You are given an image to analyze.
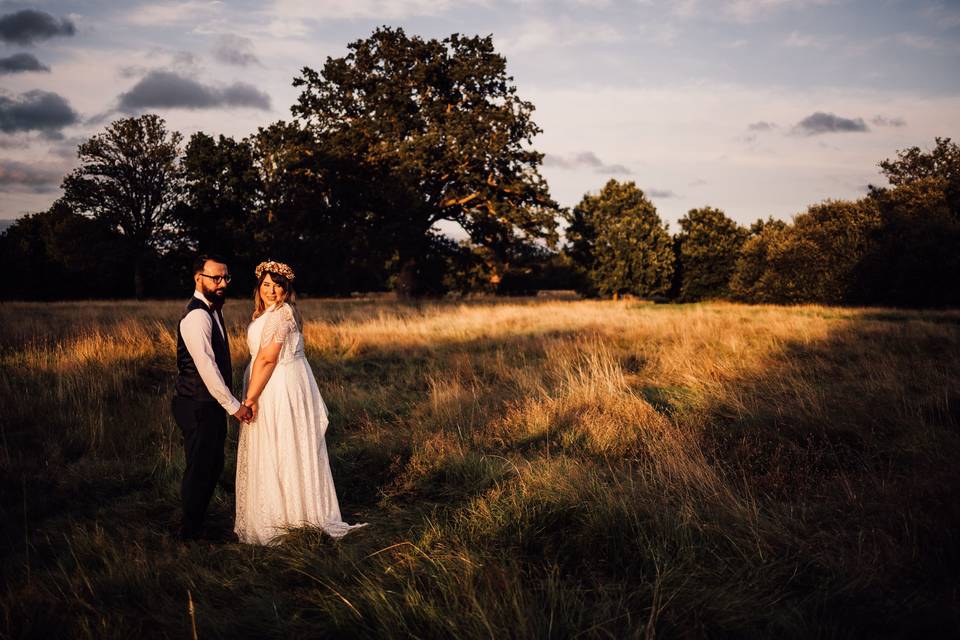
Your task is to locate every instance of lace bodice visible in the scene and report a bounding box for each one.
[247,303,304,364]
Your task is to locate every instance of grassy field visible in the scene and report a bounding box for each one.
[1,298,958,638]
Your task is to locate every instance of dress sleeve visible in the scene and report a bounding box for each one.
[259,304,297,350]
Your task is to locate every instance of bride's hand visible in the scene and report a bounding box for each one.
[243,399,258,423]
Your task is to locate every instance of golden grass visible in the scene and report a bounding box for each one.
[1,298,958,638]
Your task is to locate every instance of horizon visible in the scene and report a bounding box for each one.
[1,0,959,234]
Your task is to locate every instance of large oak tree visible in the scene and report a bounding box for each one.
[291,27,559,295]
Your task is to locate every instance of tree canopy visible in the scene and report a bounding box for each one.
[60,114,183,298]
[291,27,559,295]
[566,179,674,298]
[674,207,746,301]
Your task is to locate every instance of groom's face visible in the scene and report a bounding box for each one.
[195,259,230,302]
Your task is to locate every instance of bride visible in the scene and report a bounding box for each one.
[235,260,365,545]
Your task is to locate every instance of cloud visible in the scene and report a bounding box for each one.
[724,0,833,23]
[48,135,87,160]
[0,135,28,149]
[747,121,777,131]
[647,188,677,198]
[0,9,75,45]
[672,0,834,23]
[270,0,457,21]
[497,17,623,54]
[213,34,260,67]
[117,70,271,112]
[783,31,827,49]
[791,111,868,136]
[0,159,63,193]
[119,50,199,80]
[0,52,49,74]
[871,115,906,128]
[124,1,225,26]
[0,90,79,134]
[895,32,959,54]
[543,151,631,175]
[920,3,960,30]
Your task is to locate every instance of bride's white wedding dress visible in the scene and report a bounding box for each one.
[235,302,365,545]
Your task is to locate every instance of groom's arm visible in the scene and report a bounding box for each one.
[180,309,242,415]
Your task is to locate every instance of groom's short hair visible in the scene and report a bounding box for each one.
[193,253,227,274]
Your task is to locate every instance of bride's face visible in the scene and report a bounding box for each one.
[259,274,284,305]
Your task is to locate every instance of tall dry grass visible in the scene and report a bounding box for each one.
[1,298,958,638]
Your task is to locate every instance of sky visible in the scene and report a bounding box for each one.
[1,0,959,236]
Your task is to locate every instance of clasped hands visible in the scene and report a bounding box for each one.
[232,399,259,424]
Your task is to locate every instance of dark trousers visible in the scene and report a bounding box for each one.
[171,396,227,535]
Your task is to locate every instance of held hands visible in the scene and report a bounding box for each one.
[233,403,254,424]
[242,398,258,423]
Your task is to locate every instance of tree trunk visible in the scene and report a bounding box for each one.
[133,257,145,300]
[394,257,419,299]
[392,231,430,299]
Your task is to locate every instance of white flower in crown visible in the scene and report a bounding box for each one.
[255,260,296,282]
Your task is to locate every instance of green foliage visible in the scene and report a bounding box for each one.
[674,207,747,301]
[566,179,674,298]
[60,114,183,298]
[853,138,960,307]
[730,139,960,307]
[441,241,576,296]
[876,136,960,216]
[291,27,560,295]
[729,218,788,302]
[730,200,881,304]
[855,177,960,307]
[0,201,129,299]
[177,132,260,254]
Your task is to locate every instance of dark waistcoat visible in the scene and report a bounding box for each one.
[175,297,232,403]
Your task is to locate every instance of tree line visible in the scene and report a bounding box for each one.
[568,137,959,308]
[1,27,957,307]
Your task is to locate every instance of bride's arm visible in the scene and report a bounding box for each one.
[244,340,282,408]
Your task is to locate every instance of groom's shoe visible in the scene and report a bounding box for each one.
[177,523,201,543]
[198,525,238,543]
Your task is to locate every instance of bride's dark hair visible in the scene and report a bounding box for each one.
[252,271,302,328]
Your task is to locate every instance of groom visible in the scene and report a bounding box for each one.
[171,254,252,541]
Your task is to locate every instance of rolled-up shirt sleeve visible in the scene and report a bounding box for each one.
[180,309,242,415]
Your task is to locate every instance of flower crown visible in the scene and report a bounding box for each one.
[255,260,296,282]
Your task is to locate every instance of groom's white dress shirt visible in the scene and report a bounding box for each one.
[180,290,242,415]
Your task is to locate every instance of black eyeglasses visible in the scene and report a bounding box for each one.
[200,273,232,284]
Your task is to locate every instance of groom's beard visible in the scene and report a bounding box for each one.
[202,283,227,308]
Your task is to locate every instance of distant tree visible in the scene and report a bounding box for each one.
[249,120,391,295]
[566,179,674,299]
[857,177,960,307]
[442,239,571,296]
[851,138,960,307]
[778,199,882,303]
[875,136,959,216]
[177,132,261,259]
[60,114,183,298]
[729,218,788,302]
[674,206,747,301]
[730,200,881,304]
[291,27,559,296]
[0,201,128,300]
